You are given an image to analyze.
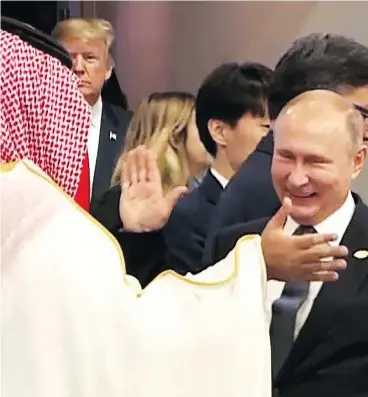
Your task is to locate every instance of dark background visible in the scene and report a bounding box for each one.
[1,1,64,34]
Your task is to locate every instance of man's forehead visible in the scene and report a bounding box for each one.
[62,36,107,51]
[274,90,354,130]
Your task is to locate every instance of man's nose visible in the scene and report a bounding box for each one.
[72,55,85,74]
[288,164,309,187]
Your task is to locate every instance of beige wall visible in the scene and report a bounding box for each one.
[82,0,368,202]
[87,1,368,107]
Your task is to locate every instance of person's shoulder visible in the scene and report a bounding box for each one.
[168,188,202,222]
[217,217,270,241]
[224,132,274,190]
[255,131,274,154]
[103,102,132,124]
[349,193,368,231]
[210,217,270,264]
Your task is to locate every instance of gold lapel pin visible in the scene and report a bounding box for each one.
[353,250,368,259]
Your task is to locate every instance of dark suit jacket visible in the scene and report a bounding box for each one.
[90,102,131,213]
[92,185,169,288]
[202,132,280,265]
[163,171,223,274]
[212,195,368,397]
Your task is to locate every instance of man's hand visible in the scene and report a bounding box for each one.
[261,197,348,282]
[119,146,188,232]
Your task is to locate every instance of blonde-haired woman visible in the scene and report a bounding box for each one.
[93,91,212,287]
[111,91,212,191]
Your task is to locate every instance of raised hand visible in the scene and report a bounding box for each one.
[119,146,188,232]
[261,197,348,282]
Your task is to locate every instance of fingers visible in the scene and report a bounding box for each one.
[122,146,153,189]
[122,151,133,191]
[136,146,148,183]
[307,258,347,273]
[290,258,346,282]
[295,233,339,249]
[146,147,161,186]
[121,155,129,190]
[309,271,339,282]
[298,243,348,263]
[268,197,292,228]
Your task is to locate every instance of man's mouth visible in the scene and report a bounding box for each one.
[289,192,317,199]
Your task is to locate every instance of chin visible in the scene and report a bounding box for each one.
[79,87,91,96]
[290,207,318,225]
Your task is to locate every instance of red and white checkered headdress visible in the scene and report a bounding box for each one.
[0,29,91,198]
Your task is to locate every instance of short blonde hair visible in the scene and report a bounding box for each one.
[52,18,115,64]
[111,92,196,193]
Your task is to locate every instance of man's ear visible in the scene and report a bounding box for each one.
[104,54,114,81]
[352,145,367,179]
[104,64,113,82]
[207,119,227,147]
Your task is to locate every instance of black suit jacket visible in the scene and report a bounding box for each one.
[163,171,223,273]
[213,195,368,397]
[90,102,131,213]
[202,132,280,265]
[92,185,168,288]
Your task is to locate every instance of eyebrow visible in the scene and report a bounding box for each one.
[354,104,368,119]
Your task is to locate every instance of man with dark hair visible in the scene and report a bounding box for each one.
[203,33,368,265]
[164,62,272,272]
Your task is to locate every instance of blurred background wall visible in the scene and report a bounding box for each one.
[80,1,368,108]
[3,0,368,200]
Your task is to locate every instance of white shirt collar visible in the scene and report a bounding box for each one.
[210,167,228,189]
[284,192,355,245]
[91,96,103,128]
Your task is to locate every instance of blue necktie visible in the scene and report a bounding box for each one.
[270,225,317,379]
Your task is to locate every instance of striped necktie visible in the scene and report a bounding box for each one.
[270,224,317,379]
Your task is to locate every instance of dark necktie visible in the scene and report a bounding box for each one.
[270,224,317,379]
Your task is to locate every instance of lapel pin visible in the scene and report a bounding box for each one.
[353,250,368,259]
[109,131,117,141]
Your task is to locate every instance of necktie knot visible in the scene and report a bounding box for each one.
[294,224,317,236]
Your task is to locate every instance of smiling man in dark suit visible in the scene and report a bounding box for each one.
[163,63,272,273]
[203,33,368,266]
[212,90,368,397]
[52,18,131,212]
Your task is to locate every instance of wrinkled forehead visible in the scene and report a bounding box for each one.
[275,103,344,134]
[273,108,355,157]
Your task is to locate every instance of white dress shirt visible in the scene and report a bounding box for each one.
[87,96,103,195]
[210,167,229,189]
[267,192,355,338]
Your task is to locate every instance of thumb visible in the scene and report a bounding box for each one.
[165,186,188,208]
[268,196,292,229]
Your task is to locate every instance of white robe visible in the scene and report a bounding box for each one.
[1,160,271,397]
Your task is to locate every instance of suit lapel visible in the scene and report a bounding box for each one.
[277,197,368,381]
[91,103,121,204]
[199,170,224,206]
